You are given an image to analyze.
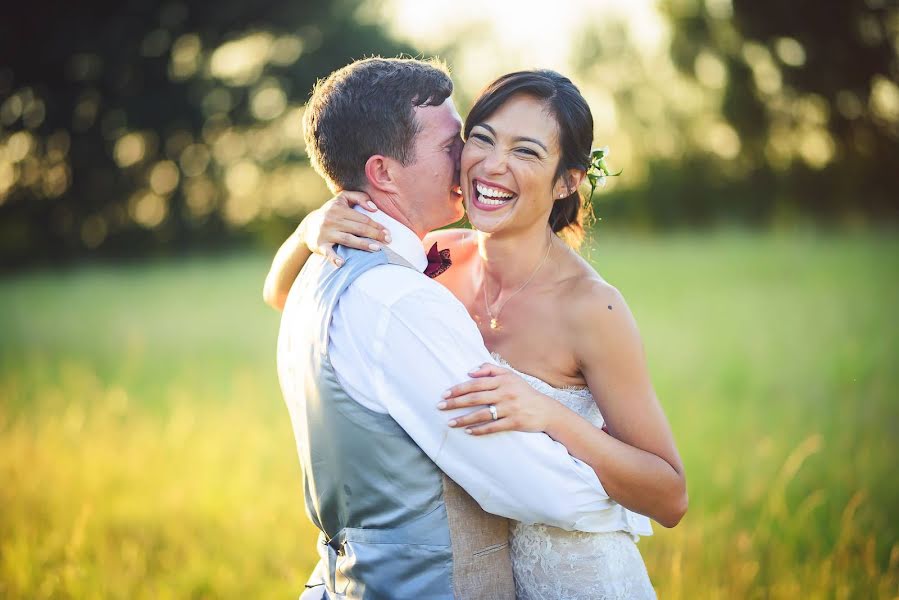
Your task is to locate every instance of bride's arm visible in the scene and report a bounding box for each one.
[565,284,687,527]
[439,285,688,528]
[262,191,390,311]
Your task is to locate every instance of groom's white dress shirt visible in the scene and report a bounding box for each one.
[328,209,616,531]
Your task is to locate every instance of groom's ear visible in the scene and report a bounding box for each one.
[364,154,400,194]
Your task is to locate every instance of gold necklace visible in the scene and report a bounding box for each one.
[482,234,554,330]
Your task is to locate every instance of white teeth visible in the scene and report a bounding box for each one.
[477,194,508,206]
[476,182,513,199]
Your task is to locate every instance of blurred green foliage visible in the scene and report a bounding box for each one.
[0,0,412,268]
[657,0,898,226]
[2,4,896,596]
[1,0,897,270]
[1,232,897,597]
[566,0,898,229]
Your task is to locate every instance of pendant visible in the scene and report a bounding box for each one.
[490,318,499,330]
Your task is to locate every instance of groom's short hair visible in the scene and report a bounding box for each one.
[303,57,453,192]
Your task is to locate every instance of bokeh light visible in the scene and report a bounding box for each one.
[1,1,897,598]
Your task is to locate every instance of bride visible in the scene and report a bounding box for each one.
[265,70,687,599]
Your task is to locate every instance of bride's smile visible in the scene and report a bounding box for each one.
[471,178,517,210]
[461,93,562,235]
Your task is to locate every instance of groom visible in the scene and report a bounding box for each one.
[277,57,612,599]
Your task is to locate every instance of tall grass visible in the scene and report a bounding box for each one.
[1,232,897,598]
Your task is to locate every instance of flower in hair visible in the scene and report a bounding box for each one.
[586,146,621,202]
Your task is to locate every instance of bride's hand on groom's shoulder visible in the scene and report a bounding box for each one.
[302,191,391,267]
[438,364,559,435]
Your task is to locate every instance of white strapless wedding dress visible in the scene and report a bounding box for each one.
[493,354,657,600]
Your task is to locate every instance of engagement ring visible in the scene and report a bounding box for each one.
[488,404,498,421]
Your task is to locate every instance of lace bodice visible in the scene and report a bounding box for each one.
[491,353,603,427]
[492,354,656,599]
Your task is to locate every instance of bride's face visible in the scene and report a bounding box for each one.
[460,93,566,235]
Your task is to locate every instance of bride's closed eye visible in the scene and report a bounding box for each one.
[470,132,493,144]
[514,147,539,158]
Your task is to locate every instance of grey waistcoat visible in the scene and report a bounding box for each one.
[277,246,515,600]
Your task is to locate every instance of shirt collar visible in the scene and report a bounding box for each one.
[357,206,428,272]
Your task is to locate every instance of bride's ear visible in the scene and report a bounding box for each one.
[364,155,400,194]
[553,169,587,198]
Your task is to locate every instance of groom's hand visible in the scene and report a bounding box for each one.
[303,191,391,267]
[438,364,561,435]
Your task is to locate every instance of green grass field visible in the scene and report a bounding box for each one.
[1,231,897,599]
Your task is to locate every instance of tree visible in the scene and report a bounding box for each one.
[660,0,898,225]
[0,0,413,268]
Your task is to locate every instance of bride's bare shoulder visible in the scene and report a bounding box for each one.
[423,228,478,259]
[558,253,633,333]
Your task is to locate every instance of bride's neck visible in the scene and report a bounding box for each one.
[477,224,555,290]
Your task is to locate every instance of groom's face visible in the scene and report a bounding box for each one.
[393,98,465,234]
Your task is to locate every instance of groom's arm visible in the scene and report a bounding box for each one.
[351,282,616,532]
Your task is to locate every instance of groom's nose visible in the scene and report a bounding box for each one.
[452,137,463,165]
[451,140,463,181]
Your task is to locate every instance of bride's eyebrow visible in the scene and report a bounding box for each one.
[477,123,548,152]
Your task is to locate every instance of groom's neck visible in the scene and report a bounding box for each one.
[368,190,426,240]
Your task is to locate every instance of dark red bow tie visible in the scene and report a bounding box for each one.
[424,243,452,278]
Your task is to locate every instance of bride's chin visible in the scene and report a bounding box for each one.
[467,212,509,234]
[465,202,513,232]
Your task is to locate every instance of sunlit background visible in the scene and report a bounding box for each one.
[1,0,897,597]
